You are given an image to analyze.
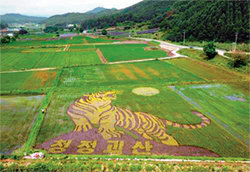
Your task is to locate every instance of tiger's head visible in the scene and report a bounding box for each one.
[83,91,117,107]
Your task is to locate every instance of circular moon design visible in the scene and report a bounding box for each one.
[132,87,160,96]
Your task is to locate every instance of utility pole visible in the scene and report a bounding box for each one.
[234,32,238,52]
[233,32,238,52]
[183,31,186,44]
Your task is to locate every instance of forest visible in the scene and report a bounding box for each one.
[81,0,249,43]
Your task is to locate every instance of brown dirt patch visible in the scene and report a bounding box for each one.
[131,64,150,79]
[64,45,70,51]
[147,67,160,76]
[24,71,57,89]
[83,38,88,44]
[111,65,138,80]
[96,49,108,64]
[160,48,174,57]
[35,71,57,86]
[144,47,160,51]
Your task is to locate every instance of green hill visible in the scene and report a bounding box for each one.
[43,7,118,26]
[81,0,249,42]
[161,0,249,42]
[81,0,174,29]
[0,13,47,24]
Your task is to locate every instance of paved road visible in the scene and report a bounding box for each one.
[133,37,229,58]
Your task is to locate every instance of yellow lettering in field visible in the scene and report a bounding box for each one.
[132,141,153,155]
[104,140,124,154]
[49,140,72,153]
[77,141,97,154]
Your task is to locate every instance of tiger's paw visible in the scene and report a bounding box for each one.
[161,136,179,146]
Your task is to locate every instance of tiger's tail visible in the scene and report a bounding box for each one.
[165,111,210,129]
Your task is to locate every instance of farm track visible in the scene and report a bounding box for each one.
[107,56,187,65]
[96,48,108,64]
[0,67,57,73]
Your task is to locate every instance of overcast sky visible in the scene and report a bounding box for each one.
[0,0,143,17]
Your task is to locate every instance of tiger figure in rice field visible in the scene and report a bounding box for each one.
[67,91,211,146]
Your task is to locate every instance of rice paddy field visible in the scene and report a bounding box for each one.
[0,95,45,154]
[0,34,249,161]
[97,44,167,62]
[0,70,57,92]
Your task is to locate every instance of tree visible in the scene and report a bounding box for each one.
[79,27,83,33]
[19,29,28,35]
[102,29,107,35]
[44,26,58,33]
[14,32,19,39]
[203,42,217,59]
[1,36,11,44]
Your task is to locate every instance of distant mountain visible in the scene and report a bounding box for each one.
[86,7,107,14]
[81,0,174,29]
[0,13,47,24]
[43,7,118,26]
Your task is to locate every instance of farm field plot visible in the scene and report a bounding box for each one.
[171,83,250,144]
[178,48,249,74]
[59,60,204,87]
[5,36,84,47]
[69,45,95,50]
[1,47,25,53]
[21,47,64,53]
[35,85,248,157]
[85,36,117,43]
[0,70,57,92]
[0,95,45,154]
[97,44,167,62]
[1,50,101,71]
[167,58,249,81]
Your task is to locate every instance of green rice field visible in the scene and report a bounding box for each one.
[1,51,101,71]
[97,44,167,62]
[85,36,117,43]
[0,70,57,92]
[0,34,249,159]
[0,95,45,154]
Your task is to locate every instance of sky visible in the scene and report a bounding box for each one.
[0,0,143,17]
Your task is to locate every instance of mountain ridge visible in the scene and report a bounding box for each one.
[0,13,47,24]
[42,7,118,26]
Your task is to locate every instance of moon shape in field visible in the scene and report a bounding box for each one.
[132,87,160,96]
